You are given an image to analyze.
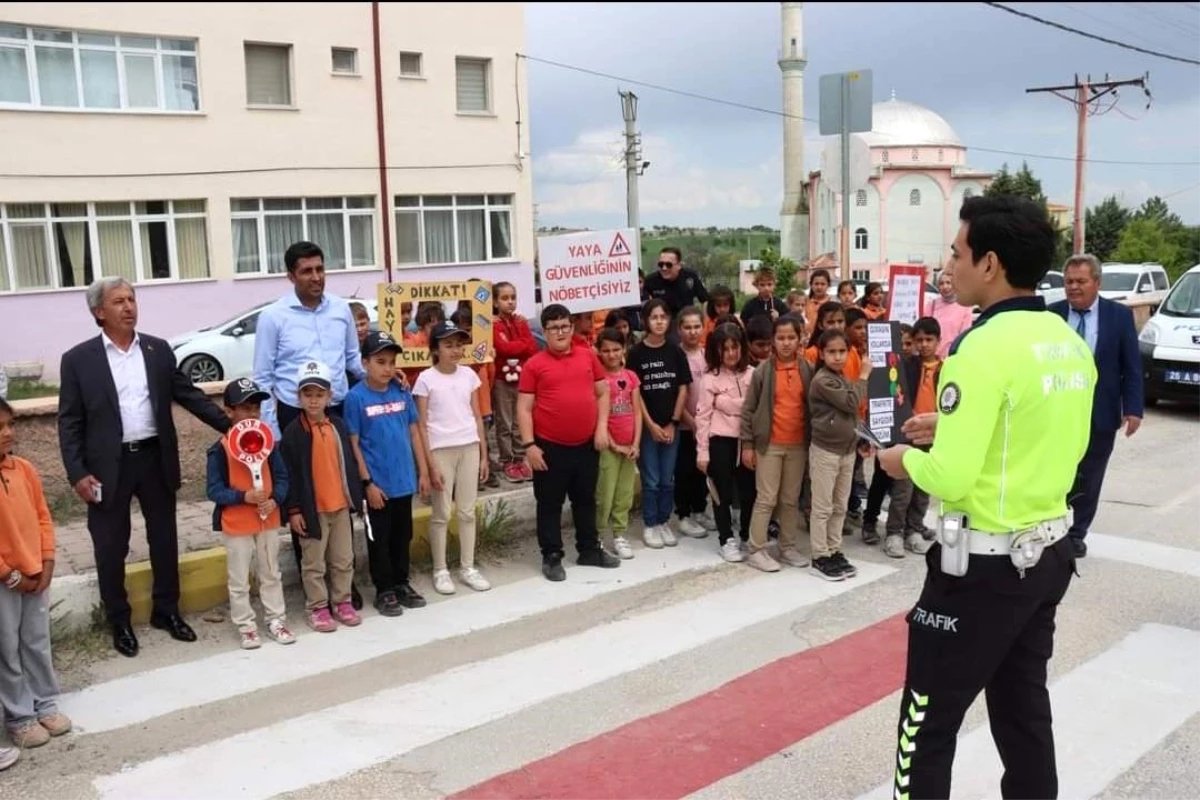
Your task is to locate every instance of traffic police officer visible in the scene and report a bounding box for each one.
[878,195,1096,800]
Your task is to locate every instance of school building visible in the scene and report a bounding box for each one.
[0,2,535,381]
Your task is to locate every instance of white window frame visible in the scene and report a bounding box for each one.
[854,227,869,250]
[229,196,377,277]
[399,51,423,79]
[330,47,358,75]
[851,269,871,282]
[243,41,293,107]
[455,56,492,114]
[0,199,209,292]
[393,194,515,267]
[0,23,200,112]
[855,189,867,207]
[909,189,922,206]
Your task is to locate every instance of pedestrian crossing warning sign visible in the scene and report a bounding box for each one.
[608,232,631,258]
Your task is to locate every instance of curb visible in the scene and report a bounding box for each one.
[50,486,541,632]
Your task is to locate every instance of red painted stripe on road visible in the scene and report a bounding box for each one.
[452,612,908,800]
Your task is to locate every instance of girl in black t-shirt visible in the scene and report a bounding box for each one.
[627,299,691,550]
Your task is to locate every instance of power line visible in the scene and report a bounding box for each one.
[519,53,1200,167]
[982,2,1200,65]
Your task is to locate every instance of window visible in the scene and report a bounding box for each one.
[394,194,513,266]
[455,57,490,113]
[911,149,919,162]
[909,189,922,206]
[1152,270,1169,291]
[937,148,944,162]
[230,196,375,275]
[0,24,198,111]
[0,200,208,292]
[881,150,889,164]
[399,51,422,78]
[821,229,826,250]
[851,269,871,282]
[855,189,867,207]
[330,47,357,75]
[244,43,291,105]
[854,227,869,250]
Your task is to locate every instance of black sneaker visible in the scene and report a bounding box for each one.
[831,551,857,578]
[396,583,427,609]
[542,554,567,581]
[812,556,846,582]
[861,520,880,545]
[577,548,621,569]
[767,519,781,540]
[373,591,404,617]
[350,583,365,611]
[845,509,863,525]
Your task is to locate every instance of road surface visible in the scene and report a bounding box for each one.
[2,404,1197,799]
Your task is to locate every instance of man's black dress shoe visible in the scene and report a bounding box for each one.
[112,624,139,658]
[150,612,198,643]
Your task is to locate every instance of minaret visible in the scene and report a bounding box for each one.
[779,2,808,266]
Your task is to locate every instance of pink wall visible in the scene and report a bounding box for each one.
[0,262,535,382]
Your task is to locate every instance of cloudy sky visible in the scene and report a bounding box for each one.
[524,2,1200,230]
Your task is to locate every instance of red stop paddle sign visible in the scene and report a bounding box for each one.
[229,419,275,490]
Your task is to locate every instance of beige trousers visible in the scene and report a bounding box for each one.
[430,444,481,570]
[809,445,856,559]
[748,443,808,552]
[225,530,287,631]
[299,510,354,610]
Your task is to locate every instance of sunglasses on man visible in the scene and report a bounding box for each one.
[657,261,677,270]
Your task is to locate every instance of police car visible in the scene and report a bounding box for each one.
[1138,264,1200,406]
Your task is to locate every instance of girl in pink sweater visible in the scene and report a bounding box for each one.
[926,271,974,359]
[695,322,756,563]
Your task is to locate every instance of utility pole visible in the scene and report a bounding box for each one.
[1026,73,1150,254]
[619,90,644,234]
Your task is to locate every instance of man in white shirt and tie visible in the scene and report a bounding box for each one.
[58,277,230,657]
[1048,254,1144,558]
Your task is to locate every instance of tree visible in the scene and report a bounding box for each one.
[1085,196,1131,261]
[1134,196,1183,230]
[757,246,799,297]
[984,161,1047,207]
[1111,218,1180,274]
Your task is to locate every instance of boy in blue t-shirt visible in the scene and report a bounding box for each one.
[344,332,430,617]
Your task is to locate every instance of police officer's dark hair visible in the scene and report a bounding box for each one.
[284,241,324,273]
[540,303,570,327]
[958,195,1056,289]
[659,246,682,262]
[595,327,626,349]
[913,316,942,339]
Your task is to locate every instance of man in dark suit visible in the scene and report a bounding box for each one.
[58,277,231,657]
[1049,254,1144,558]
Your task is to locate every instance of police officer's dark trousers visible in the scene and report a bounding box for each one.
[893,537,1074,800]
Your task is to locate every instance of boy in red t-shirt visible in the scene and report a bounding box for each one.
[518,304,621,582]
[492,282,539,482]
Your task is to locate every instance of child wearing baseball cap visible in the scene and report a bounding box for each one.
[280,361,365,633]
[206,378,295,649]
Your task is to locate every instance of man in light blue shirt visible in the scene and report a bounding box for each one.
[252,240,365,436]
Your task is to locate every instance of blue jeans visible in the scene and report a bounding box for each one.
[639,429,681,527]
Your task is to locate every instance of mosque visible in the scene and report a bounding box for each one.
[778,3,994,281]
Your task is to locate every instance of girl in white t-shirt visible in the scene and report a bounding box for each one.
[413,323,491,594]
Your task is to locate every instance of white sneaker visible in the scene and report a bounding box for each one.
[266,618,296,645]
[642,524,664,549]
[460,567,492,592]
[613,536,635,559]
[698,511,719,531]
[0,745,20,771]
[778,548,810,568]
[239,628,262,650]
[906,534,932,555]
[720,538,746,563]
[677,517,708,538]
[433,569,456,595]
[659,521,679,547]
[884,535,906,559]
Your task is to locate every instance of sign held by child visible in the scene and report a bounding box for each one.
[536,228,641,313]
[378,280,493,368]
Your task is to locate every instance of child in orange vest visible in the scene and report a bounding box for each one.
[206,379,295,650]
[0,397,71,752]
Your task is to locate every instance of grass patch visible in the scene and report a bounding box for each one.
[414,497,524,572]
[6,378,59,401]
[50,600,112,673]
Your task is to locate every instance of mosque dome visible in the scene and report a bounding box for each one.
[856,95,964,149]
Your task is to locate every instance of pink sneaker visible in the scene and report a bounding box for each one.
[307,607,337,633]
[503,463,525,483]
[333,601,361,627]
[519,462,535,482]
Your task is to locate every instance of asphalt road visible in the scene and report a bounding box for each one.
[2,403,1196,799]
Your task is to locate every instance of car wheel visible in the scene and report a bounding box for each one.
[181,354,224,384]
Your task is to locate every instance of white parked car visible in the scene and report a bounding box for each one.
[1099,263,1170,303]
[169,298,378,384]
[1036,270,1066,305]
[1138,264,1200,406]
